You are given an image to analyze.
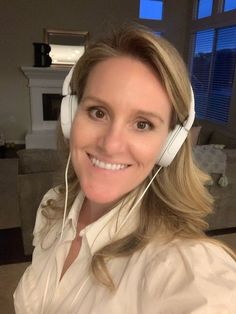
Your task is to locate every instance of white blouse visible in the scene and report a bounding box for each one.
[14,188,236,314]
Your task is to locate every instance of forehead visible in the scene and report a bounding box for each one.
[82,56,171,121]
[86,55,159,80]
[84,56,166,97]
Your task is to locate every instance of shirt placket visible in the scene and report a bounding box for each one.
[47,232,92,313]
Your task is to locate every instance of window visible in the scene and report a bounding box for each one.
[191,29,214,119]
[197,0,213,19]
[139,0,163,20]
[224,0,236,12]
[191,26,236,124]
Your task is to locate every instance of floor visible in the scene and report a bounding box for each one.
[0,262,30,314]
[0,228,31,314]
[0,228,31,265]
[0,154,31,313]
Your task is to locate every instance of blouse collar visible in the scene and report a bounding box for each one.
[63,189,140,254]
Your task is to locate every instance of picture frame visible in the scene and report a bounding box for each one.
[44,29,89,66]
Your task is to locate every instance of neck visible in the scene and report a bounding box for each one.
[79,198,115,226]
[79,187,142,228]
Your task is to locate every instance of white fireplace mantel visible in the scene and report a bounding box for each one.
[22,66,70,87]
[21,66,70,149]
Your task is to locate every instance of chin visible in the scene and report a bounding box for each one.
[81,182,126,207]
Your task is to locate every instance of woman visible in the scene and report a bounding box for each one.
[14,25,236,313]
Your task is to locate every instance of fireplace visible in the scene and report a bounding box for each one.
[21,66,70,149]
[42,93,62,121]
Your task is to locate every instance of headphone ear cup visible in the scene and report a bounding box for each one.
[60,95,78,139]
[157,124,188,167]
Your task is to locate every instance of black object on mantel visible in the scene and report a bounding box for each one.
[33,42,52,67]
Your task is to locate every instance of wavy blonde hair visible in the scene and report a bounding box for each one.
[42,24,235,289]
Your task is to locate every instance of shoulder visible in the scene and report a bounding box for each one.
[40,186,61,203]
[145,237,236,270]
[141,238,236,312]
[32,187,62,246]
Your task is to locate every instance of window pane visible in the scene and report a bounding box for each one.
[191,29,214,119]
[191,26,236,125]
[197,0,213,19]
[224,0,236,12]
[139,0,163,20]
[208,26,236,123]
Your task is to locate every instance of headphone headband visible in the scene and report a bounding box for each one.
[157,89,195,166]
[62,65,75,96]
[183,88,195,131]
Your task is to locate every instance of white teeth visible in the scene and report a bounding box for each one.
[90,156,128,171]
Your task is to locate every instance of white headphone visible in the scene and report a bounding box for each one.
[60,66,195,167]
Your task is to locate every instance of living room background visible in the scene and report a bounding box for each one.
[0,0,193,144]
[0,0,236,144]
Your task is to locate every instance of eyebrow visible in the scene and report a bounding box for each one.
[81,96,107,106]
[81,96,164,123]
[135,110,164,124]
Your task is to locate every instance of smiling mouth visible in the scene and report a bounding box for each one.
[88,154,130,171]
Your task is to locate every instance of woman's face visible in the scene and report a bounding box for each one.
[70,56,172,209]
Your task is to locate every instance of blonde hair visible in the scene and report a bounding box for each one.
[41,24,235,289]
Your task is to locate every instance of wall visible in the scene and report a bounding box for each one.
[0,0,191,143]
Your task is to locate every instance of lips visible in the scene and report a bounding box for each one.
[88,154,130,171]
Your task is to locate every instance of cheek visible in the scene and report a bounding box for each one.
[70,129,79,156]
[142,148,158,169]
[70,117,87,149]
[140,134,168,164]
[69,124,84,173]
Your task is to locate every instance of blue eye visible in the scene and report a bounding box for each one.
[136,121,153,131]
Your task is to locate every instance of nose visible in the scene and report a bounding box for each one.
[97,123,127,156]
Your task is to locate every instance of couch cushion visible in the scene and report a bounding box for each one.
[17,149,62,174]
[18,172,61,255]
[190,126,202,145]
[206,149,236,230]
[209,130,236,149]
[0,159,20,228]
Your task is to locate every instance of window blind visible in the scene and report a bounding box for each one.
[191,26,236,125]
[191,29,214,119]
[209,26,236,123]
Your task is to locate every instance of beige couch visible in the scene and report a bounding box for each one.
[192,123,236,233]
[17,133,236,255]
[205,149,236,231]
[17,149,63,255]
